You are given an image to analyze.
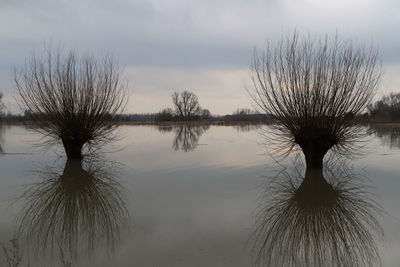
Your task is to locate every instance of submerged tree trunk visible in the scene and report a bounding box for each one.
[304,150,324,170]
[61,159,92,185]
[62,139,84,159]
[62,159,84,176]
[297,144,334,197]
[296,168,337,207]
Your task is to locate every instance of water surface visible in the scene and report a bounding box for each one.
[0,124,399,266]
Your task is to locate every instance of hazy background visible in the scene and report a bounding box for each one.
[1,0,399,114]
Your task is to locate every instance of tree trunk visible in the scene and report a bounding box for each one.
[300,167,330,191]
[62,159,84,176]
[62,139,84,159]
[297,144,333,196]
[303,146,326,170]
[296,167,336,205]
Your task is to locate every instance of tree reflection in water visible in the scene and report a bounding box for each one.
[17,158,129,261]
[158,125,209,152]
[369,124,400,149]
[232,124,261,132]
[252,158,383,267]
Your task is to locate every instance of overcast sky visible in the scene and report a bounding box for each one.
[1,0,400,114]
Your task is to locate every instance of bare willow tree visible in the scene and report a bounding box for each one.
[172,91,202,119]
[250,33,381,172]
[15,49,127,159]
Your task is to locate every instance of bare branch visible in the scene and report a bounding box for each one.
[15,48,127,159]
[249,32,381,169]
[171,91,202,120]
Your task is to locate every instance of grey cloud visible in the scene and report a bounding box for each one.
[2,0,399,68]
[1,0,400,111]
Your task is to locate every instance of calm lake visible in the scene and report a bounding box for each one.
[0,124,399,267]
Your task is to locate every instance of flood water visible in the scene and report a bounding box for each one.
[0,124,400,266]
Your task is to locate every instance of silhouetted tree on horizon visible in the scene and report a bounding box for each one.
[172,91,202,120]
[15,49,127,159]
[249,32,381,176]
[201,108,212,120]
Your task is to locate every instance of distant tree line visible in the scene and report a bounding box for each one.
[223,108,269,121]
[368,92,400,121]
[0,105,269,123]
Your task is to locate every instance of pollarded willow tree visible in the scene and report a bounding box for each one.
[15,50,127,159]
[250,33,381,174]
